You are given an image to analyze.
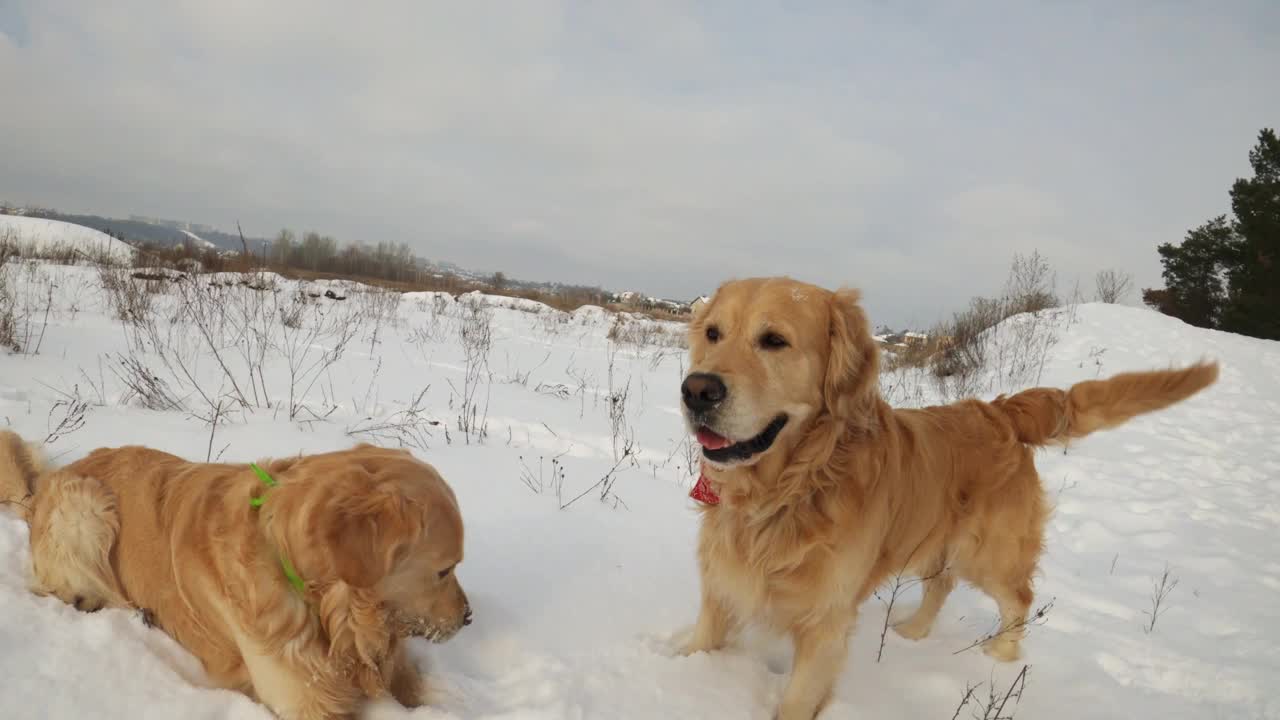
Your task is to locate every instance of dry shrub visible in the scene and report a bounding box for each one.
[882,336,944,372]
[99,267,162,325]
[454,297,493,443]
[0,229,127,268]
[279,292,309,329]
[607,314,687,350]
[112,354,185,411]
[131,241,230,274]
[0,253,16,352]
[929,251,1069,400]
[0,259,59,354]
[1095,268,1134,304]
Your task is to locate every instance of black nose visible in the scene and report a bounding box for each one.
[463,607,473,626]
[682,373,727,413]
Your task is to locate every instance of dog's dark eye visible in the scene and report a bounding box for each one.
[705,325,721,343]
[437,566,454,579]
[760,332,788,349]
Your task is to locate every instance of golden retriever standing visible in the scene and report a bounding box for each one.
[677,277,1218,720]
[0,437,471,720]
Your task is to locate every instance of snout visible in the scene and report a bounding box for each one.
[393,583,473,643]
[433,600,472,641]
[681,372,727,414]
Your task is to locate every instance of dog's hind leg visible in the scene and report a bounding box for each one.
[27,470,129,612]
[977,578,1033,662]
[893,557,956,641]
[0,429,46,522]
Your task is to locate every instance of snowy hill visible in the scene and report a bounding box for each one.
[0,263,1276,720]
[0,215,136,263]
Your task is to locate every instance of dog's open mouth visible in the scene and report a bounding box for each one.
[696,415,788,464]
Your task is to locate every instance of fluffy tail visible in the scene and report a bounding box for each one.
[992,361,1219,446]
[0,429,46,522]
[0,429,129,610]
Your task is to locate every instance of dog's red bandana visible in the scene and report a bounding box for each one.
[690,471,720,505]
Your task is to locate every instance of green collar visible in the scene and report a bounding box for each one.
[249,463,306,595]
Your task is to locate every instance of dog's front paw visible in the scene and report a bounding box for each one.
[891,616,931,641]
[773,703,820,720]
[642,626,699,657]
[674,627,709,657]
[678,628,730,657]
[646,626,724,657]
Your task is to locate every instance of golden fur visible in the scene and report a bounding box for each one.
[677,277,1219,720]
[0,440,470,720]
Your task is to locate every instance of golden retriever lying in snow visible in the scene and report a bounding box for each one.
[0,438,470,720]
[677,277,1218,720]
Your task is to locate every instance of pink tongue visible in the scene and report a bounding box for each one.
[696,428,731,450]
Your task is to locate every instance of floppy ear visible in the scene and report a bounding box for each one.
[687,281,730,344]
[317,581,393,690]
[823,288,880,428]
[321,479,413,589]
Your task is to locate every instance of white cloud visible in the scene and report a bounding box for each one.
[941,184,1066,233]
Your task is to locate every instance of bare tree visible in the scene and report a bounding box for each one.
[1094,269,1134,304]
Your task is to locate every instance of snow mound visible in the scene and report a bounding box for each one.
[404,290,456,306]
[571,304,610,325]
[453,290,554,315]
[0,215,135,263]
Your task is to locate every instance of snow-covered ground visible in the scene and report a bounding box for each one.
[0,261,1276,719]
[0,215,136,263]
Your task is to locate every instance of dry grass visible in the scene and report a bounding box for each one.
[0,233,129,268]
[0,253,16,352]
[0,256,61,355]
[606,314,688,350]
[99,267,166,325]
[881,336,949,372]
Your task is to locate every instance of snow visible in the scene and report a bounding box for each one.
[179,229,219,250]
[0,215,136,263]
[0,263,1277,720]
[457,290,553,315]
[570,304,610,325]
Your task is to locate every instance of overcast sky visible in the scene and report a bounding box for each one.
[1,2,1276,327]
